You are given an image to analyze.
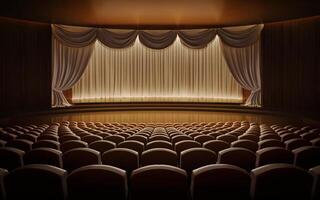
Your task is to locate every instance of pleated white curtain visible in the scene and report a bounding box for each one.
[52,38,93,107]
[72,37,243,103]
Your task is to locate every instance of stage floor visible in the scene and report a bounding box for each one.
[2,109,318,127]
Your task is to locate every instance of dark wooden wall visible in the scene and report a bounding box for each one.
[261,16,320,118]
[0,17,52,115]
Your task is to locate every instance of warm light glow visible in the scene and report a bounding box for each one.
[72,36,243,103]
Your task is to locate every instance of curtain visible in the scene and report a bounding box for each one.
[52,24,263,107]
[72,37,243,103]
[52,38,94,107]
[219,24,263,106]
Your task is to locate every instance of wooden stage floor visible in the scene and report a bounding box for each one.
[2,109,319,127]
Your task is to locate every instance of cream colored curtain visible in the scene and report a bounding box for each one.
[72,36,243,103]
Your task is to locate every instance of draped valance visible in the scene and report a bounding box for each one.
[52,24,264,49]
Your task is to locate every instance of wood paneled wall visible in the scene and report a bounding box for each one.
[261,16,320,118]
[0,17,52,115]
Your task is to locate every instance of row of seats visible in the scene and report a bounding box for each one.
[1,145,320,175]
[0,163,319,200]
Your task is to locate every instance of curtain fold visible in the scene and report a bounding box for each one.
[52,38,94,107]
[178,29,217,49]
[218,24,264,48]
[138,30,177,49]
[221,39,261,106]
[97,29,138,48]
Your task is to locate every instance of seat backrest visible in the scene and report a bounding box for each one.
[127,135,148,145]
[37,134,59,142]
[250,164,313,200]
[104,135,126,145]
[102,148,139,174]
[0,147,25,171]
[194,135,214,145]
[174,140,201,156]
[180,148,217,175]
[89,140,116,154]
[63,148,101,172]
[17,134,37,143]
[60,140,88,152]
[301,132,319,141]
[0,133,16,142]
[0,168,8,200]
[238,134,259,142]
[59,134,80,143]
[32,140,60,150]
[24,148,63,168]
[309,165,320,200]
[293,146,320,170]
[203,140,230,154]
[191,164,251,200]
[0,140,6,148]
[82,135,103,144]
[255,147,294,167]
[4,164,68,200]
[130,165,188,200]
[216,134,237,144]
[311,138,320,147]
[141,148,177,167]
[259,134,280,141]
[285,138,312,151]
[171,135,193,144]
[67,165,127,200]
[118,141,144,155]
[148,135,170,142]
[6,139,33,152]
[231,139,258,152]
[146,140,173,150]
[258,139,284,149]
[280,133,300,142]
[217,147,256,172]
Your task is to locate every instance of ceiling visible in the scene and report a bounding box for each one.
[1,0,320,28]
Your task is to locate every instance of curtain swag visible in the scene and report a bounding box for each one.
[52,24,264,49]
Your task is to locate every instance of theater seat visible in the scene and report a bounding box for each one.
[285,138,312,151]
[309,165,320,200]
[218,147,256,172]
[258,139,284,149]
[194,135,214,145]
[60,140,88,152]
[171,135,193,144]
[89,140,116,154]
[127,135,148,145]
[118,141,144,156]
[82,135,103,144]
[104,135,126,145]
[24,148,63,168]
[203,140,229,154]
[180,148,217,176]
[148,135,170,142]
[102,148,139,174]
[4,164,68,200]
[6,139,33,152]
[67,165,127,200]
[174,140,201,157]
[17,134,37,143]
[311,138,320,147]
[37,134,59,142]
[231,139,258,152]
[191,164,251,200]
[59,135,80,143]
[130,165,188,200]
[0,168,8,200]
[255,147,294,167]
[0,147,25,171]
[293,146,320,170]
[32,140,60,150]
[216,134,237,144]
[63,148,101,172]
[146,140,173,150]
[141,148,177,167]
[250,164,313,200]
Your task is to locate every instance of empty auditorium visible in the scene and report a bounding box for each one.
[0,0,320,199]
